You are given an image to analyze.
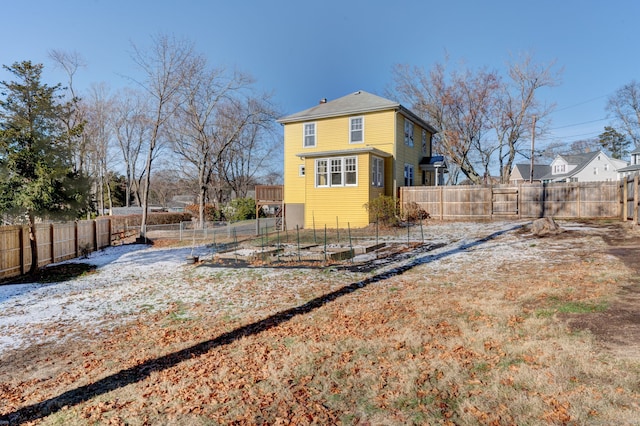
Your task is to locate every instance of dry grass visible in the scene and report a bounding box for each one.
[1,220,639,425]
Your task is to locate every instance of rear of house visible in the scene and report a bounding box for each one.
[278,91,438,229]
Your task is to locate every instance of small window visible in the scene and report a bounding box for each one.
[303,122,316,147]
[372,156,384,187]
[404,164,414,186]
[404,119,414,147]
[604,164,609,171]
[299,165,305,176]
[594,167,598,175]
[350,116,364,143]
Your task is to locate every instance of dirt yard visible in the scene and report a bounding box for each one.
[0,219,638,425]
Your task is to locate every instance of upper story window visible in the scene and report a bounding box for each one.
[422,129,428,155]
[604,164,609,171]
[553,164,566,174]
[316,156,358,187]
[372,156,384,187]
[303,122,316,147]
[404,119,414,147]
[350,116,363,144]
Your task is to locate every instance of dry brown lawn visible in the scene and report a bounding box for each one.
[1,220,639,425]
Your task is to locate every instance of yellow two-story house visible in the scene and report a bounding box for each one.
[277,90,439,229]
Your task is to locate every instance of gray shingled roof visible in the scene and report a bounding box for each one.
[277,90,437,133]
[513,164,551,181]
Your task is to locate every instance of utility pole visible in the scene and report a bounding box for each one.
[530,115,537,183]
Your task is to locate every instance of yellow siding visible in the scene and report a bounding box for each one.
[283,123,306,204]
[393,114,433,189]
[304,153,371,228]
[282,107,434,228]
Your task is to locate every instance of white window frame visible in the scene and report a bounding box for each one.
[316,159,328,187]
[345,156,357,185]
[315,156,358,188]
[298,164,305,177]
[404,163,414,186]
[303,122,316,148]
[404,119,414,147]
[372,156,384,187]
[349,116,364,144]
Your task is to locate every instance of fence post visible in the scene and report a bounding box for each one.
[622,178,628,221]
[517,182,522,219]
[93,220,98,253]
[50,223,55,264]
[439,186,444,220]
[633,175,640,225]
[19,227,25,275]
[74,221,79,257]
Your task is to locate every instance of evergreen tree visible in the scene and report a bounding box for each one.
[598,126,630,159]
[0,61,90,273]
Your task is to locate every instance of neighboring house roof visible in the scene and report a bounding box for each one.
[541,152,600,181]
[277,90,438,134]
[617,164,640,173]
[419,155,448,172]
[511,164,551,181]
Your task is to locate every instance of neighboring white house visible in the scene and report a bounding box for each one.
[541,151,628,183]
[617,146,640,179]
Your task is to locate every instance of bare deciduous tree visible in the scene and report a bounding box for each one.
[606,80,640,146]
[219,95,280,199]
[391,54,560,184]
[392,62,499,184]
[129,34,196,238]
[84,83,115,215]
[493,55,559,182]
[112,88,149,207]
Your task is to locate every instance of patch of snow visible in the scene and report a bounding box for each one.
[0,220,607,355]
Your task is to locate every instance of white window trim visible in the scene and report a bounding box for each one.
[404,119,414,147]
[315,156,358,188]
[372,156,384,187]
[349,116,364,144]
[421,129,428,155]
[404,163,415,186]
[316,159,328,187]
[303,122,316,148]
[298,164,305,177]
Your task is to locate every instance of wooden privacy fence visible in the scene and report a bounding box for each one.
[401,180,638,222]
[0,218,112,280]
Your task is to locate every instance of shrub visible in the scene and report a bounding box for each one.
[185,203,222,221]
[364,195,399,227]
[223,198,257,222]
[402,201,430,222]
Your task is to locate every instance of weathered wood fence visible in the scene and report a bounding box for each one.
[0,219,112,280]
[401,178,640,223]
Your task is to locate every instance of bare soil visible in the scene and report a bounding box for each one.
[560,222,640,358]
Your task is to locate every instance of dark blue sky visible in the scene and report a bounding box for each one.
[2,0,639,149]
